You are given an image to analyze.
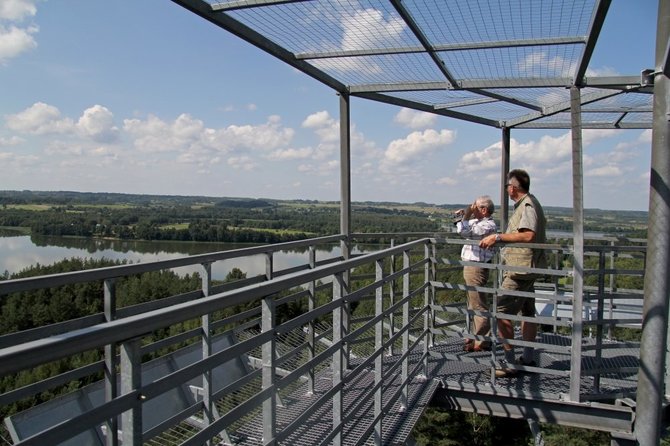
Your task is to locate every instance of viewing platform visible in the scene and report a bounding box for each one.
[0,234,648,445]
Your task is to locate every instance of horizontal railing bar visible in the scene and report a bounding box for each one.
[116,289,204,319]
[583,318,642,326]
[585,271,645,278]
[276,342,340,390]
[581,341,641,351]
[274,287,311,307]
[211,366,262,401]
[0,313,105,349]
[215,310,262,334]
[210,274,266,295]
[275,340,310,369]
[275,300,338,335]
[0,360,104,407]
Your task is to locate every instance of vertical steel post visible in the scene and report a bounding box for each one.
[103,279,118,446]
[389,238,396,355]
[332,272,345,446]
[500,127,511,231]
[374,258,384,445]
[569,85,585,402]
[200,262,213,446]
[262,247,276,443]
[594,252,606,393]
[401,250,410,409]
[339,91,351,246]
[120,338,142,445]
[339,92,352,371]
[308,246,316,395]
[423,241,435,376]
[636,1,670,444]
[608,240,617,340]
[261,292,276,444]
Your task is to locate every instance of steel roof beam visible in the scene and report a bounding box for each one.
[349,82,452,93]
[211,0,309,12]
[389,0,458,87]
[470,89,542,112]
[517,122,651,130]
[460,78,573,89]
[432,387,634,434]
[350,76,646,94]
[504,89,627,128]
[583,76,649,88]
[581,108,652,113]
[434,97,499,110]
[295,37,587,60]
[574,0,612,87]
[353,92,499,128]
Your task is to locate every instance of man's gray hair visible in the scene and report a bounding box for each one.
[477,195,495,214]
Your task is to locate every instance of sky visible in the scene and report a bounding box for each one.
[0,0,660,211]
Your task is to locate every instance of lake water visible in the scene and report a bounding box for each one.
[0,232,356,280]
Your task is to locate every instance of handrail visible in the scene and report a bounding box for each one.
[0,238,429,377]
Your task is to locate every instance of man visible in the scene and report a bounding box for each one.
[480,169,547,377]
[455,196,497,352]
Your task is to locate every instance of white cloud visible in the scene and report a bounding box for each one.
[0,150,38,166]
[394,108,436,129]
[124,113,294,155]
[0,135,23,146]
[638,129,652,143]
[585,66,620,77]
[585,165,622,177]
[435,177,457,186]
[227,155,257,171]
[0,24,37,62]
[0,0,37,21]
[341,8,405,51]
[267,147,313,160]
[302,110,334,129]
[383,129,455,167]
[0,0,38,64]
[77,105,119,142]
[7,103,121,142]
[518,51,575,77]
[5,102,74,134]
[44,141,83,156]
[311,7,405,75]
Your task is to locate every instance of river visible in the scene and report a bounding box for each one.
[0,231,356,280]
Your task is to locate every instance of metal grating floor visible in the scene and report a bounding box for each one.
[429,333,639,401]
[221,332,639,445]
[229,354,438,445]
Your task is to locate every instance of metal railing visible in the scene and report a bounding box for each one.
[0,234,647,444]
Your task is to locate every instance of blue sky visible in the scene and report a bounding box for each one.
[0,0,659,211]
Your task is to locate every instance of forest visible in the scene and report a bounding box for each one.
[0,190,649,242]
[0,190,655,445]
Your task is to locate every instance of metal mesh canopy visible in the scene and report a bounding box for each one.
[172,0,654,129]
